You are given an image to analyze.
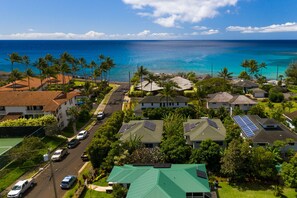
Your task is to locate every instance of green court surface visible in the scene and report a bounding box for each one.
[0,138,23,156]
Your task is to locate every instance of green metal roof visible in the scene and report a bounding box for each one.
[107,164,210,198]
[184,119,226,141]
[119,120,163,143]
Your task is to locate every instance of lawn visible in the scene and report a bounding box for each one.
[0,136,66,193]
[218,182,296,198]
[258,101,297,116]
[81,189,113,198]
[92,177,108,186]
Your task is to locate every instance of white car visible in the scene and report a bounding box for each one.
[7,178,35,198]
[97,111,105,120]
[51,148,68,161]
[76,130,88,140]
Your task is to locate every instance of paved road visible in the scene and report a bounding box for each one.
[26,83,129,198]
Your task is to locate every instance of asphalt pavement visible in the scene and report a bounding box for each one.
[26,82,129,198]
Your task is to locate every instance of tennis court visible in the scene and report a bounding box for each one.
[0,138,23,156]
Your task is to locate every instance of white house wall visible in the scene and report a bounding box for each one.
[141,102,187,109]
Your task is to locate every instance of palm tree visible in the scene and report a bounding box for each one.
[136,65,148,96]
[159,81,179,107]
[259,62,267,75]
[33,57,48,90]
[22,55,32,89]
[105,57,115,83]
[89,61,97,83]
[218,67,233,90]
[218,67,233,80]
[144,72,158,92]
[241,60,249,72]
[8,52,22,72]
[9,69,23,90]
[78,58,87,79]
[67,106,80,133]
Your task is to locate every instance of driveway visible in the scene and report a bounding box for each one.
[26,82,128,198]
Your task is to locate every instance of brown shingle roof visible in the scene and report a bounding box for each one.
[0,91,79,112]
[284,110,297,120]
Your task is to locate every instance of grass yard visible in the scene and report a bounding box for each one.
[92,177,108,186]
[218,182,296,198]
[258,101,297,116]
[81,189,113,198]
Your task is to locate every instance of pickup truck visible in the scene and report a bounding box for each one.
[7,178,36,198]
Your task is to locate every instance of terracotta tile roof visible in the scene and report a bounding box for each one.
[0,91,79,112]
[0,74,72,91]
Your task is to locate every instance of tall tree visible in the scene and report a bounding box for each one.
[159,81,179,107]
[22,55,33,89]
[136,65,148,96]
[78,57,87,79]
[189,139,221,173]
[280,154,297,189]
[89,60,98,83]
[67,106,80,133]
[33,57,48,89]
[221,139,252,181]
[218,67,233,90]
[8,69,23,90]
[8,52,22,72]
[144,72,158,92]
[285,62,297,85]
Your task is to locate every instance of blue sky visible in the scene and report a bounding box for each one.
[0,0,297,39]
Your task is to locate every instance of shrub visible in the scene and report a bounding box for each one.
[269,90,284,103]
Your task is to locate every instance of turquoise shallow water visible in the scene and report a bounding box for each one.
[0,40,296,81]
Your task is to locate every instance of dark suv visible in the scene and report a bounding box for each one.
[67,139,80,149]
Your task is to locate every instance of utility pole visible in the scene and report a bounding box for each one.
[48,149,58,198]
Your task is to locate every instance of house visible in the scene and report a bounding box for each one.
[250,88,267,98]
[139,95,189,109]
[184,118,226,148]
[135,81,163,92]
[229,95,257,111]
[233,79,258,93]
[233,115,297,150]
[170,76,193,91]
[118,120,163,148]
[207,92,257,112]
[107,164,211,198]
[0,91,79,129]
[207,92,233,109]
[283,110,297,129]
[0,74,72,91]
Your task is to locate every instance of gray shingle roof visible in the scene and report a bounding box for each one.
[233,80,259,88]
[229,95,257,105]
[184,118,226,141]
[140,95,189,103]
[119,120,164,143]
[207,92,233,103]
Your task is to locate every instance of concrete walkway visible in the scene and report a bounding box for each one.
[87,184,113,192]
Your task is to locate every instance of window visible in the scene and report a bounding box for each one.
[244,104,247,106]
[0,106,4,111]
[185,102,188,105]
[151,103,153,106]
[177,102,179,106]
[212,102,216,105]
[142,103,144,106]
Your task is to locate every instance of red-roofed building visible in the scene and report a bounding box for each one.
[0,91,79,128]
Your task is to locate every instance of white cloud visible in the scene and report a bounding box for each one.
[226,22,297,33]
[192,26,208,31]
[0,30,178,40]
[27,28,35,32]
[200,29,219,35]
[122,0,238,27]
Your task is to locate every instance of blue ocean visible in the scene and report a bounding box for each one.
[0,40,297,82]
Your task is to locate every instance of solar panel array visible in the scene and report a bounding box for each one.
[233,115,258,137]
[184,122,200,132]
[144,121,156,131]
[184,123,191,132]
[207,119,218,129]
[196,170,207,179]
[119,123,136,133]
